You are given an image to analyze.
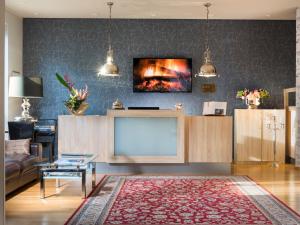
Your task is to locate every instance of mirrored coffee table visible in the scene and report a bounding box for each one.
[36,153,97,199]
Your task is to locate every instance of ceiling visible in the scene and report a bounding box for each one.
[5,0,300,20]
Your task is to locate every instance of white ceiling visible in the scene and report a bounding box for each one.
[5,0,300,20]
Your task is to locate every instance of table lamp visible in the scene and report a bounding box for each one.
[9,75,43,121]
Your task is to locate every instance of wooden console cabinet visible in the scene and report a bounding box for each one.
[58,112,233,163]
[234,109,285,163]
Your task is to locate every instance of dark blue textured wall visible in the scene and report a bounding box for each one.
[23,19,295,118]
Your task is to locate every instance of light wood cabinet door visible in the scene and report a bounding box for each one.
[58,115,107,162]
[261,110,285,162]
[188,116,232,163]
[234,109,262,162]
[287,108,296,159]
[234,109,286,163]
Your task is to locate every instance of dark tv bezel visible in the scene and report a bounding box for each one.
[133,57,193,93]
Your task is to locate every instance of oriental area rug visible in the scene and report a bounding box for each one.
[65,176,300,225]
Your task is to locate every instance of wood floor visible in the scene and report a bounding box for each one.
[5,164,300,225]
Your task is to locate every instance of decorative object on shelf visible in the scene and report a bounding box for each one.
[201,83,216,92]
[265,115,285,167]
[203,101,227,116]
[55,73,89,115]
[195,3,217,78]
[9,74,43,121]
[98,2,120,77]
[112,99,124,110]
[236,89,270,109]
[175,103,183,110]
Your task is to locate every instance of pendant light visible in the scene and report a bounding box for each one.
[98,2,119,77]
[195,3,217,78]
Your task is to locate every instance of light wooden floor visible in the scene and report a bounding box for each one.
[5,164,300,225]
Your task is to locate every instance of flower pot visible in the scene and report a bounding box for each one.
[247,104,258,109]
[245,98,260,109]
[67,102,89,116]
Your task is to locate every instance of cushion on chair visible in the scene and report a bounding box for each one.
[5,160,21,180]
[5,139,31,156]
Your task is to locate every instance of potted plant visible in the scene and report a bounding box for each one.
[56,73,89,115]
[236,88,270,109]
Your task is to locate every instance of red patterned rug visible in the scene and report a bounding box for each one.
[65,176,300,225]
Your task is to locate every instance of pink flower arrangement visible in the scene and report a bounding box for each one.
[56,73,89,112]
[237,89,269,99]
[236,88,270,108]
[74,84,89,101]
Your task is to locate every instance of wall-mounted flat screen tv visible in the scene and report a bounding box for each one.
[133,58,192,92]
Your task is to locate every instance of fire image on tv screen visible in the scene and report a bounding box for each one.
[133,58,192,92]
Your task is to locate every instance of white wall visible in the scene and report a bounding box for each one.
[0,0,5,223]
[296,8,300,167]
[5,10,22,124]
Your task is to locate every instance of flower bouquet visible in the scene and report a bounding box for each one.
[56,73,89,115]
[236,88,270,109]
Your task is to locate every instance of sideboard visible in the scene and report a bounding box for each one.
[234,109,285,163]
[58,110,233,163]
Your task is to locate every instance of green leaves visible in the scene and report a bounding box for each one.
[56,73,71,90]
[259,89,270,99]
[64,95,84,111]
[56,73,77,95]
[236,90,245,98]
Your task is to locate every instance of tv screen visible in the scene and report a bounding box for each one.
[133,58,192,92]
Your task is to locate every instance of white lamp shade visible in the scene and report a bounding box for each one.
[9,76,43,98]
[9,76,24,97]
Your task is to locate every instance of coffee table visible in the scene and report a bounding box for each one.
[36,153,96,199]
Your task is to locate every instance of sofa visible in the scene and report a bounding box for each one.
[5,142,43,195]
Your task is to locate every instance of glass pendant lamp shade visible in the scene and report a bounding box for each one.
[195,3,218,78]
[98,2,120,77]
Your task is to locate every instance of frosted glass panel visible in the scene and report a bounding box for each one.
[114,117,177,156]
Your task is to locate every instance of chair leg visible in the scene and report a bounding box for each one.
[49,143,53,162]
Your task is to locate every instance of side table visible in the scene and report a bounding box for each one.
[36,154,96,199]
